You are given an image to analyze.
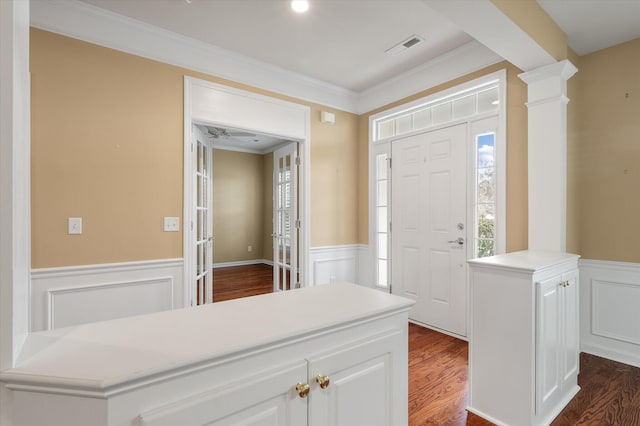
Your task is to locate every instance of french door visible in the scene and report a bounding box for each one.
[273,142,299,292]
[193,127,213,305]
[391,123,468,336]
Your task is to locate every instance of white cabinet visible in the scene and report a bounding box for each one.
[468,251,580,426]
[2,283,413,426]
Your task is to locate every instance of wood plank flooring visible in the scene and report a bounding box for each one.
[212,263,273,302]
[409,322,640,426]
[209,268,640,425]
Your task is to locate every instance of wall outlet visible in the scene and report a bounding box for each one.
[248,245,252,252]
[164,217,180,232]
[68,217,82,235]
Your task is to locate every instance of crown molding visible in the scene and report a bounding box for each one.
[31,0,504,114]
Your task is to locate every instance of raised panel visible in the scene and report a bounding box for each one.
[592,279,640,345]
[401,247,420,296]
[138,362,307,426]
[49,277,174,329]
[429,250,451,304]
[536,277,561,414]
[401,174,420,229]
[429,171,450,232]
[562,272,579,384]
[307,330,401,426]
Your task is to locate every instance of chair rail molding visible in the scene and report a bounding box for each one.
[579,258,640,368]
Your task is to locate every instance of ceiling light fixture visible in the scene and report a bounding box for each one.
[291,0,309,13]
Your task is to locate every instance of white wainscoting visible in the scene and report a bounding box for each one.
[309,245,370,287]
[31,258,184,331]
[579,259,640,368]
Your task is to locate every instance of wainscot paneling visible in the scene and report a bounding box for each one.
[309,245,369,286]
[579,259,640,368]
[30,258,184,331]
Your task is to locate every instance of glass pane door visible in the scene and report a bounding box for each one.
[195,137,213,304]
[273,143,298,292]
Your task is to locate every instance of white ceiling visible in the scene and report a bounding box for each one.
[196,124,294,154]
[538,0,640,56]
[75,0,640,93]
[77,0,473,93]
[71,0,639,150]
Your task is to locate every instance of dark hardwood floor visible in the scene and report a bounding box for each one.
[210,270,640,425]
[212,263,273,302]
[409,322,640,426]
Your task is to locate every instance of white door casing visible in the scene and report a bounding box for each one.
[273,142,299,292]
[184,77,310,306]
[391,123,468,337]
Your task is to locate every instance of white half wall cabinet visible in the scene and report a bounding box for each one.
[1,283,414,426]
[467,250,580,426]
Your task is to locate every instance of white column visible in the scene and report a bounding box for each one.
[519,60,577,252]
[0,0,31,372]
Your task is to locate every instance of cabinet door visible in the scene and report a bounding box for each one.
[561,269,579,388]
[138,361,308,426]
[307,330,403,426]
[536,276,562,414]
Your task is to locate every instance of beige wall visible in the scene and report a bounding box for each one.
[573,38,640,262]
[212,149,270,263]
[30,28,360,267]
[358,62,529,253]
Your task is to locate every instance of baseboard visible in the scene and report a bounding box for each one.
[213,259,273,268]
[579,258,640,368]
[31,258,184,331]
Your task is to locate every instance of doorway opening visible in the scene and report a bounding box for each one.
[191,123,301,304]
[184,77,310,307]
[368,70,506,338]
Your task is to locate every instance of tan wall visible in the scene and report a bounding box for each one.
[212,149,267,263]
[30,28,360,267]
[358,62,529,252]
[573,38,640,262]
[262,152,274,262]
[491,0,568,61]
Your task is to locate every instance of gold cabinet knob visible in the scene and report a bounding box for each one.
[295,382,310,398]
[316,374,330,389]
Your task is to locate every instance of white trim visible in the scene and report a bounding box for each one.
[184,77,311,305]
[0,0,31,370]
[579,258,640,368]
[30,258,184,332]
[213,259,273,269]
[29,0,504,114]
[309,245,365,287]
[368,70,508,295]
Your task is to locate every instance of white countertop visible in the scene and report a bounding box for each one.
[1,283,413,393]
[467,250,580,272]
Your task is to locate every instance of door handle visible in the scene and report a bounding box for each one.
[448,237,464,245]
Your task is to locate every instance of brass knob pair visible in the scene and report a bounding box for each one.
[295,374,331,398]
[560,280,571,287]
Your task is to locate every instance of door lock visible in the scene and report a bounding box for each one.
[448,237,464,245]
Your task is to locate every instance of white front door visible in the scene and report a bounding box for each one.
[273,142,299,292]
[391,123,468,336]
[192,126,213,305]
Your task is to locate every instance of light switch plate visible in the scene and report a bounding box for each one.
[68,217,82,235]
[164,217,180,232]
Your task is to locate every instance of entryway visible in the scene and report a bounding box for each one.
[184,77,310,307]
[391,123,468,336]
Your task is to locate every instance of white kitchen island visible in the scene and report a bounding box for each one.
[1,282,414,426]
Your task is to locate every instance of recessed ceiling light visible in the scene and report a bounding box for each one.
[291,0,309,13]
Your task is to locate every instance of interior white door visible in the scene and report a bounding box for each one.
[193,127,213,305]
[273,142,299,292]
[391,123,468,336]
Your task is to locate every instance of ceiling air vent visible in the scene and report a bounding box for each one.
[385,35,425,56]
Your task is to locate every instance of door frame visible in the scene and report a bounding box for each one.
[183,77,311,307]
[368,70,507,292]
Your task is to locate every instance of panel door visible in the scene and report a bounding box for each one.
[307,331,403,426]
[391,124,468,336]
[273,142,299,292]
[138,362,307,426]
[536,276,562,414]
[561,269,579,388]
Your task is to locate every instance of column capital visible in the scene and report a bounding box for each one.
[518,59,578,85]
